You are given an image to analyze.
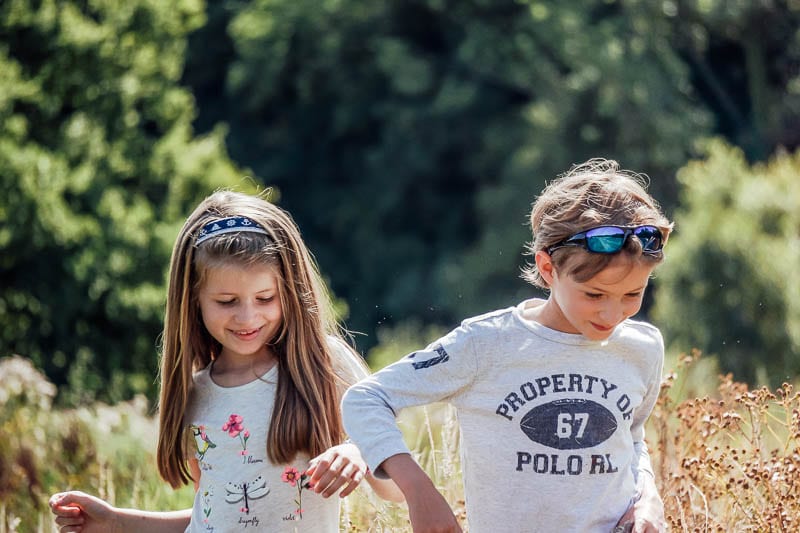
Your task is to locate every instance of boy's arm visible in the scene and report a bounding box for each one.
[341,328,477,531]
[364,470,406,503]
[614,468,666,533]
[618,330,666,532]
[630,442,666,531]
[341,330,477,478]
[382,454,462,533]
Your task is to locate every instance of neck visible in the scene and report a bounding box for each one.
[210,348,277,386]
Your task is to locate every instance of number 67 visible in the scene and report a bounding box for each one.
[556,412,588,439]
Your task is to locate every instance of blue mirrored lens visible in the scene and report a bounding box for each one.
[633,226,662,251]
[585,227,626,253]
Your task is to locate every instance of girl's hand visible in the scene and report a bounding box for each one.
[49,491,117,533]
[306,442,366,498]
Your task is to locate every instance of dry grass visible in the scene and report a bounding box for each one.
[651,350,800,532]
[3,351,800,532]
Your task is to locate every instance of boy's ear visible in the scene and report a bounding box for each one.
[535,250,556,286]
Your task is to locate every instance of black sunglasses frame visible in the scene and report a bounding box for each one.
[546,225,664,256]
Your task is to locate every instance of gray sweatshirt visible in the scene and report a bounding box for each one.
[342,299,663,533]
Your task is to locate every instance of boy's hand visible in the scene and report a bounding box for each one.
[49,491,118,533]
[307,442,366,498]
[615,473,667,533]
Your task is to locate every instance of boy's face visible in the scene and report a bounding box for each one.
[537,254,655,341]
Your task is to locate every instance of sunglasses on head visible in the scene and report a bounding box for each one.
[546,225,664,256]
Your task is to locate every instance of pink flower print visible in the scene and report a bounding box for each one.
[282,467,301,487]
[222,414,244,437]
[282,467,311,519]
[223,414,250,453]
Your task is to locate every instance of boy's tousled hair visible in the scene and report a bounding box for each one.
[157,190,358,488]
[522,158,673,289]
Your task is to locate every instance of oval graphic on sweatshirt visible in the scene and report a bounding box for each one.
[519,398,617,449]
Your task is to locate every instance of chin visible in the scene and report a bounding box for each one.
[585,328,614,341]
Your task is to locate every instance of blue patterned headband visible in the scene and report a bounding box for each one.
[195,216,269,245]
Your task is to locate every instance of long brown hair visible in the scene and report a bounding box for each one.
[157,190,356,488]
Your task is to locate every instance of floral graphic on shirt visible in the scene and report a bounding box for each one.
[221,414,250,455]
[224,475,270,515]
[200,487,213,523]
[190,424,217,461]
[282,466,312,519]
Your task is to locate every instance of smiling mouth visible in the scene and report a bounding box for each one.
[591,322,613,331]
[233,327,262,337]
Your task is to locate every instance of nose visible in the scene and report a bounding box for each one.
[234,302,258,325]
[598,302,625,325]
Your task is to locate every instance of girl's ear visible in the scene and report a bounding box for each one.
[535,250,556,287]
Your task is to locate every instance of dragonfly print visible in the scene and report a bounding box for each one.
[224,475,270,514]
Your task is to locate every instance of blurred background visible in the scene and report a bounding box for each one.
[2,0,800,529]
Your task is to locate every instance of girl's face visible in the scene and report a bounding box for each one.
[198,263,283,363]
[536,253,655,341]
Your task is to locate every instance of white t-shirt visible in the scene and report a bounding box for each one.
[185,338,367,532]
[342,299,663,533]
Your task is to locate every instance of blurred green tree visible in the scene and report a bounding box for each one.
[652,139,800,384]
[184,0,720,344]
[662,0,800,160]
[0,0,255,403]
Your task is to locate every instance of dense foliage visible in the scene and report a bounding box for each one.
[186,0,712,337]
[1,0,799,400]
[0,0,256,402]
[183,0,800,345]
[653,140,800,384]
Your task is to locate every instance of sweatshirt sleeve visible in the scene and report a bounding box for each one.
[632,440,654,480]
[341,324,478,477]
[630,328,664,479]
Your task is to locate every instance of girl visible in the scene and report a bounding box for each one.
[50,190,402,532]
[342,159,671,532]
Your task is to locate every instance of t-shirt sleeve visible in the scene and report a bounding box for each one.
[341,323,478,476]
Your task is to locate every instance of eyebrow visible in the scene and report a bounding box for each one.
[584,282,648,294]
[206,286,278,296]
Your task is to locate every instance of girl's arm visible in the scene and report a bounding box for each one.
[49,492,191,533]
[50,459,199,533]
[306,442,404,502]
